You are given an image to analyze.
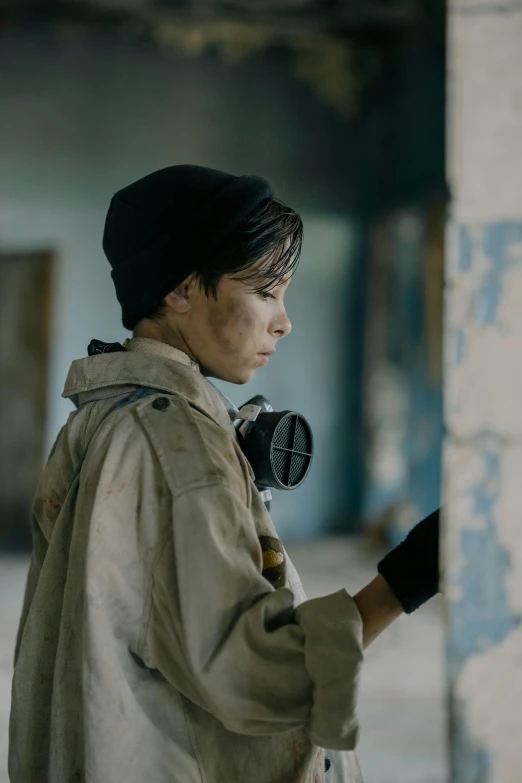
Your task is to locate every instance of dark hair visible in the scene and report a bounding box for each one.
[144,197,302,322]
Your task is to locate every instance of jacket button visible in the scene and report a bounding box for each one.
[324,757,331,772]
[152,397,170,411]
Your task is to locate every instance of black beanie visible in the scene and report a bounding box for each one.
[103,165,274,330]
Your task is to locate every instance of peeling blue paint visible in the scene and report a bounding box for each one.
[473,222,522,326]
[457,221,522,326]
[448,445,520,782]
[458,225,473,272]
[450,448,518,658]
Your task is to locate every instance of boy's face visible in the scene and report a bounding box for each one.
[164,266,293,384]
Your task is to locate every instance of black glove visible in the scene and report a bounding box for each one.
[377,507,440,614]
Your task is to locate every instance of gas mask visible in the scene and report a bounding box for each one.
[234,395,314,510]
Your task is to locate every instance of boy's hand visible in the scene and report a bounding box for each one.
[354,575,404,649]
[354,508,441,648]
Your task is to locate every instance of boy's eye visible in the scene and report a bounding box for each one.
[259,291,276,301]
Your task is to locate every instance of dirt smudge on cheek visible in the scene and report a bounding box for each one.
[207,292,259,359]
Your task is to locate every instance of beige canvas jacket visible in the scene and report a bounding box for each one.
[9,337,364,783]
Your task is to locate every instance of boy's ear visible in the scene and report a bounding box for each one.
[165,276,192,314]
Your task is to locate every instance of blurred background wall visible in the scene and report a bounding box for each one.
[0,0,445,548]
[0,28,358,544]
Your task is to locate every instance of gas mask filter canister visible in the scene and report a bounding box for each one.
[234,395,314,506]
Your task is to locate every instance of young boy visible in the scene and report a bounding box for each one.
[9,165,440,783]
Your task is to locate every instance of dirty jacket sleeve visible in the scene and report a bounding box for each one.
[137,396,364,751]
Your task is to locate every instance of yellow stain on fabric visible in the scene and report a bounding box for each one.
[262,549,284,570]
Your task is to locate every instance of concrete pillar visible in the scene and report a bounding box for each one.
[445,2,522,781]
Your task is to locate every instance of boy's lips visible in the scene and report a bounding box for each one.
[257,351,273,365]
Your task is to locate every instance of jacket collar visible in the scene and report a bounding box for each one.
[123,336,201,373]
[63,337,234,433]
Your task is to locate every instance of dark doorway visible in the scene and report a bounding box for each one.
[0,251,53,550]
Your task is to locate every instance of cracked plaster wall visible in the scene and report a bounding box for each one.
[445,2,522,780]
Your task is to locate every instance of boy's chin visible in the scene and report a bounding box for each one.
[205,364,257,385]
[225,369,256,385]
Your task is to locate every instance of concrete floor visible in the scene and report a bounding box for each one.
[0,538,447,783]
